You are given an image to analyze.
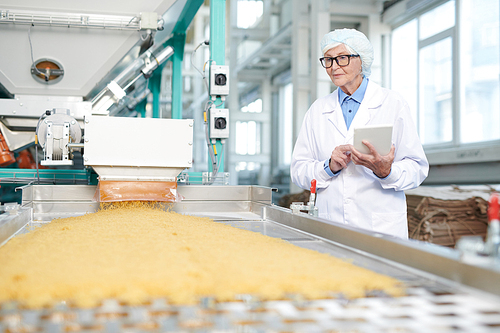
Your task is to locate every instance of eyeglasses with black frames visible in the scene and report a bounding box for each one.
[319,54,360,68]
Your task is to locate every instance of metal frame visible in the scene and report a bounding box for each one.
[0,168,91,185]
[2,184,500,331]
[148,0,204,119]
[263,205,500,296]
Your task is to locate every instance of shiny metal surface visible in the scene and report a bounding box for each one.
[0,205,30,247]
[2,184,500,332]
[262,204,500,297]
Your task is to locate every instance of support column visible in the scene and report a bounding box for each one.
[259,78,272,186]
[367,13,391,86]
[136,99,147,118]
[291,0,310,193]
[209,0,226,174]
[228,0,239,185]
[149,69,163,118]
[311,3,332,101]
[291,0,311,143]
[170,33,186,119]
[192,7,209,172]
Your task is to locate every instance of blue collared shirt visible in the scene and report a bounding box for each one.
[338,77,369,131]
[324,77,369,176]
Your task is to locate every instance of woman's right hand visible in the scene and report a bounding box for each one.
[329,145,352,173]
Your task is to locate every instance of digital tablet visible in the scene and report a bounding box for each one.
[353,124,393,155]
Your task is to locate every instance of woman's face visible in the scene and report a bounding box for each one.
[324,44,363,95]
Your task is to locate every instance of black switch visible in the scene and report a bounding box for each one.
[214,117,227,129]
[215,73,227,86]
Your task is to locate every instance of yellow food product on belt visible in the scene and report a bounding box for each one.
[0,202,403,308]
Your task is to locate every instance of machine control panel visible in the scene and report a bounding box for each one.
[210,108,229,139]
[209,65,229,97]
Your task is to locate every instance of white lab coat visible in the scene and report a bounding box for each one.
[290,80,429,239]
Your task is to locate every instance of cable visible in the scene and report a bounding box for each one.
[191,40,210,91]
[212,141,225,179]
[213,100,224,108]
[140,30,152,41]
[35,110,51,184]
[191,40,207,77]
[202,100,227,185]
[203,102,217,170]
[28,24,49,82]
[126,16,139,26]
[35,144,39,184]
[157,18,165,31]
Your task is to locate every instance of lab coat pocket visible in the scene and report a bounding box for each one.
[372,212,408,239]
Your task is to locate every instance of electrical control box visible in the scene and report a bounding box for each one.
[210,107,229,139]
[209,65,229,97]
[140,12,158,30]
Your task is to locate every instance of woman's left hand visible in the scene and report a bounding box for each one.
[350,141,395,178]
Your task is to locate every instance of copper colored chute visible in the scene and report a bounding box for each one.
[0,130,15,167]
[95,181,182,202]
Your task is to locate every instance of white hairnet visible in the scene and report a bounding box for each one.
[320,29,374,77]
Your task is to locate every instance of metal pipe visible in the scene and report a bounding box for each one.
[122,73,144,91]
[91,46,174,111]
[67,143,84,149]
[141,46,174,77]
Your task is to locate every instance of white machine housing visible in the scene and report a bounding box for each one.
[83,116,193,182]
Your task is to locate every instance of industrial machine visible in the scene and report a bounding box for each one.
[84,115,193,202]
[1,186,500,332]
[0,0,208,191]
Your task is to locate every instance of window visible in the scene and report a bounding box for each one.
[281,83,293,165]
[236,1,264,61]
[237,0,263,29]
[392,19,418,123]
[419,0,455,40]
[391,0,500,147]
[235,121,261,155]
[460,0,500,143]
[241,98,263,113]
[235,161,261,171]
[235,98,262,155]
[419,37,453,144]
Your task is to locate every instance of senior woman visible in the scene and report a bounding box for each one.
[290,28,428,239]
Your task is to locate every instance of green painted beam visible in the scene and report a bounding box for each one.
[172,0,204,34]
[209,0,226,173]
[170,33,186,119]
[210,0,226,67]
[169,0,203,119]
[148,69,163,118]
[132,0,203,120]
[136,99,147,118]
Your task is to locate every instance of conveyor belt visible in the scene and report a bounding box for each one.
[1,185,500,332]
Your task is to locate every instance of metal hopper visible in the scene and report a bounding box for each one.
[82,115,193,202]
